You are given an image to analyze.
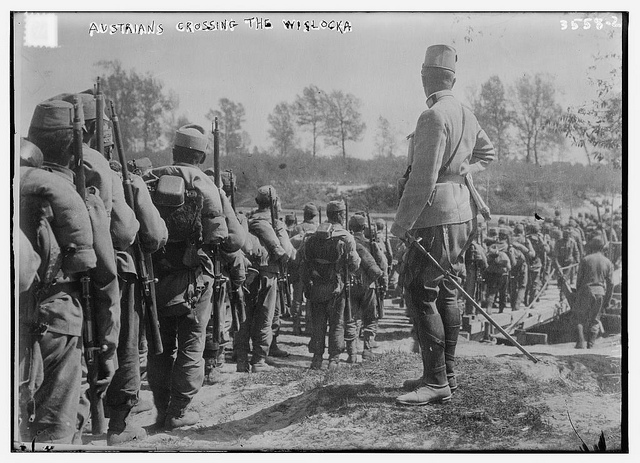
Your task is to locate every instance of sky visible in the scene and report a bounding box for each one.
[13,10,623,163]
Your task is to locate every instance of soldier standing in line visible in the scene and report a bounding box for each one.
[104,126,168,444]
[463,239,487,316]
[145,124,229,429]
[573,237,614,349]
[524,223,550,306]
[509,228,534,311]
[298,200,360,370]
[201,169,247,382]
[19,100,115,443]
[289,202,320,335]
[346,214,385,362]
[241,186,294,372]
[392,44,495,405]
[554,228,581,286]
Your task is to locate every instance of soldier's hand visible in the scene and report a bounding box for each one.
[95,348,116,396]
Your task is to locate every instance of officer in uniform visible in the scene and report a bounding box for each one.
[19,100,114,443]
[243,186,294,372]
[146,124,228,429]
[391,45,495,405]
[298,200,360,370]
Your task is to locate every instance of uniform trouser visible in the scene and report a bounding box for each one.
[573,285,605,343]
[204,282,229,360]
[345,285,377,343]
[510,265,528,311]
[242,272,277,363]
[403,222,471,387]
[525,267,542,306]
[484,273,508,314]
[272,286,283,341]
[147,281,213,415]
[308,293,346,358]
[20,332,82,444]
[291,279,304,320]
[105,275,141,412]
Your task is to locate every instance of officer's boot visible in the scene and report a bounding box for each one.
[165,399,199,429]
[346,340,358,364]
[269,335,290,358]
[575,324,586,349]
[292,314,302,336]
[362,333,377,360]
[107,407,147,445]
[396,313,451,406]
[444,325,459,394]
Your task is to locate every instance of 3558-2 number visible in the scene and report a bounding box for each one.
[560,15,622,30]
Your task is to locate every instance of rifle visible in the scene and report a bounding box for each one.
[110,101,162,355]
[73,97,107,435]
[318,206,322,224]
[366,212,384,319]
[344,199,352,323]
[222,169,245,332]
[227,169,236,211]
[94,77,105,157]
[210,118,228,346]
[404,232,539,363]
[268,189,292,318]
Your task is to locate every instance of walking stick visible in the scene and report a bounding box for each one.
[404,233,539,363]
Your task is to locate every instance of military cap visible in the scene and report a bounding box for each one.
[30,99,74,130]
[174,124,208,152]
[498,217,506,225]
[348,214,366,229]
[52,92,102,122]
[528,223,540,233]
[488,227,498,236]
[498,227,511,237]
[326,200,346,213]
[375,218,386,230]
[422,44,457,73]
[285,214,296,224]
[588,237,605,252]
[514,223,524,233]
[303,202,318,216]
[256,185,277,203]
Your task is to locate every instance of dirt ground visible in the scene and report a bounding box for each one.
[83,299,624,452]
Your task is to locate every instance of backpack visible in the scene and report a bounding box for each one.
[303,223,346,301]
[486,243,511,275]
[149,174,204,269]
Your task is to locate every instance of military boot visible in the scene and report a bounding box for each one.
[107,408,147,445]
[292,315,302,336]
[362,333,377,360]
[396,384,452,406]
[268,336,290,358]
[575,324,586,349]
[165,401,199,429]
[130,398,154,415]
[346,340,358,364]
[310,354,323,370]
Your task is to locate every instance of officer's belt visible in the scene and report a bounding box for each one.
[436,174,465,185]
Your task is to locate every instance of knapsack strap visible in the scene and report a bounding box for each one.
[437,106,466,180]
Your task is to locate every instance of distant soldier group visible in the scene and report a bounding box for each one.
[464,212,619,347]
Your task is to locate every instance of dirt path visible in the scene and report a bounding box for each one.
[84,298,623,451]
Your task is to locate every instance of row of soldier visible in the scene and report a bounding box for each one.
[17,85,393,446]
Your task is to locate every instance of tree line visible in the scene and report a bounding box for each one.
[96,53,621,169]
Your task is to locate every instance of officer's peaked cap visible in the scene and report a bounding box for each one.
[174,124,208,152]
[423,44,457,73]
[30,99,74,130]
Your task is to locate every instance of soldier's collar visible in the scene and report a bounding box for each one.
[426,90,454,108]
[42,162,75,183]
